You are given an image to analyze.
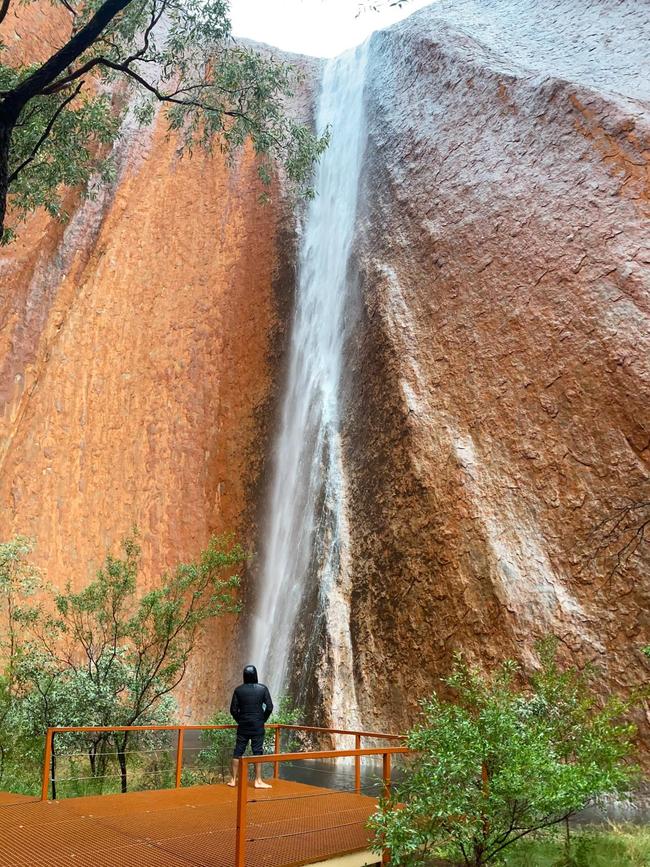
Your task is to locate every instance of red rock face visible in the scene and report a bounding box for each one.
[0,100,296,719]
[342,0,649,730]
[1,0,648,733]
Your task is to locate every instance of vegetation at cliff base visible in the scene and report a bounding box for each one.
[501,826,650,867]
[370,640,640,867]
[0,531,246,796]
[0,0,328,242]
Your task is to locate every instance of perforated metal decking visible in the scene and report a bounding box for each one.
[0,781,380,867]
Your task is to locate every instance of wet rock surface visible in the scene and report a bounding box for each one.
[343,0,650,729]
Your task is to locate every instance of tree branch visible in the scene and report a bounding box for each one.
[486,812,574,861]
[43,55,249,125]
[0,0,11,27]
[55,0,77,16]
[589,497,650,583]
[127,0,164,63]
[42,58,105,96]
[41,0,162,97]
[99,59,242,115]
[8,83,84,186]
[2,0,132,118]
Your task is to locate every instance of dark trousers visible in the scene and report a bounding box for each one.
[233,727,264,758]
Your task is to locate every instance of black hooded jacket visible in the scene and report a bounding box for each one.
[230,683,273,734]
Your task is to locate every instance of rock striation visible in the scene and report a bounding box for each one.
[340,0,650,730]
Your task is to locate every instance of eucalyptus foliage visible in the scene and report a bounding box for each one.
[370,641,639,867]
[0,536,41,786]
[0,530,246,795]
[0,536,40,675]
[0,0,328,241]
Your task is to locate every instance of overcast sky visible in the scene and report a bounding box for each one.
[229,0,433,58]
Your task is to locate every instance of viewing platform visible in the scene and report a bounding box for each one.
[0,724,408,867]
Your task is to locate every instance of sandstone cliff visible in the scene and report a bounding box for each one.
[1,0,648,732]
[341,0,650,730]
[0,8,320,716]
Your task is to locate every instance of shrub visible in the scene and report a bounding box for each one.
[0,531,246,796]
[370,640,639,867]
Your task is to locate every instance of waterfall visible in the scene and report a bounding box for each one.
[248,43,369,725]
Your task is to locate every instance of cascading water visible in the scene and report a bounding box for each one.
[248,42,369,727]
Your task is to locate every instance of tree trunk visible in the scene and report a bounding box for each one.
[116,733,129,794]
[117,748,127,793]
[9,0,132,104]
[98,741,109,791]
[50,744,57,801]
[0,115,13,240]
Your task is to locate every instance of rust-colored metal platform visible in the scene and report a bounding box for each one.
[0,791,34,806]
[0,780,380,867]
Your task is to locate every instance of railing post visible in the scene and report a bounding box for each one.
[382,751,392,799]
[381,751,392,865]
[41,728,53,801]
[273,726,281,779]
[175,728,185,788]
[354,734,361,794]
[235,757,248,867]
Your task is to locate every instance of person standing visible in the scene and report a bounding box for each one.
[228,665,274,789]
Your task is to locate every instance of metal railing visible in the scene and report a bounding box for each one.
[41,723,409,866]
[41,723,406,801]
[234,742,409,867]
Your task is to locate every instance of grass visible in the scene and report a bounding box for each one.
[501,826,650,867]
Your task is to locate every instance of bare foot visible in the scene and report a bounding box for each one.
[254,780,272,789]
[227,778,237,788]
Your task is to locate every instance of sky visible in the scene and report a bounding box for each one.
[229,0,433,58]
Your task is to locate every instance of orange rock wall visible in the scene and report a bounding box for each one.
[0,107,289,719]
[2,1,70,65]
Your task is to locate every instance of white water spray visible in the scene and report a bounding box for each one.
[248,43,369,726]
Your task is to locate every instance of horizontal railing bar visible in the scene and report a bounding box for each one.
[46,724,240,733]
[46,723,405,738]
[247,817,365,842]
[242,746,410,764]
[248,784,381,804]
[275,724,406,740]
[53,769,173,783]
[277,762,360,777]
[53,746,212,758]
